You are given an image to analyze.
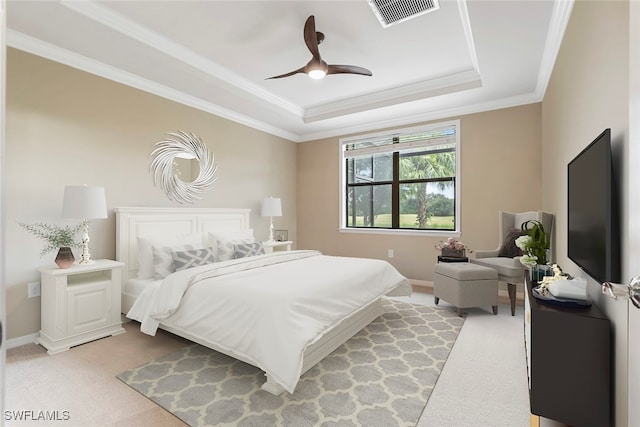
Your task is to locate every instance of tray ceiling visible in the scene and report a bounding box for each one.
[6,0,573,142]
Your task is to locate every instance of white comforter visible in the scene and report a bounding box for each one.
[127,250,411,393]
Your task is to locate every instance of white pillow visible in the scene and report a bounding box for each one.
[137,233,203,279]
[206,229,254,247]
[207,230,255,261]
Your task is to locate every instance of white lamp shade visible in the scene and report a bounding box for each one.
[261,197,282,217]
[61,185,108,219]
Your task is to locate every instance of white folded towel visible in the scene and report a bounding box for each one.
[549,278,589,300]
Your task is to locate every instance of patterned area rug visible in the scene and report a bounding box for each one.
[117,299,465,426]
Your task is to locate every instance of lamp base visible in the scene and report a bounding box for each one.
[78,222,93,264]
[269,216,275,242]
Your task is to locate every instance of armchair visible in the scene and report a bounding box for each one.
[471,211,554,316]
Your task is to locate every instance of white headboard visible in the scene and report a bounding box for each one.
[115,207,251,281]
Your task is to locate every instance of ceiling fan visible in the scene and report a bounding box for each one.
[266,15,373,80]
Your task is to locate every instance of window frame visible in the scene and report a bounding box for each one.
[339,120,461,237]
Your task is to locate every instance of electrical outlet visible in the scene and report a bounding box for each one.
[388,249,394,258]
[28,282,41,298]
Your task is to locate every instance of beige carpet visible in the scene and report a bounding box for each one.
[117,299,465,427]
[414,295,531,427]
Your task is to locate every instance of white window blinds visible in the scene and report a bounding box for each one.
[342,123,457,159]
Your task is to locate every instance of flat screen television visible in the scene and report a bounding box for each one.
[567,128,620,284]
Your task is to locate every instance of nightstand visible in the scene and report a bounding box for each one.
[37,259,126,354]
[262,240,293,254]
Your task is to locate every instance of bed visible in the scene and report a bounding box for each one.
[115,207,411,395]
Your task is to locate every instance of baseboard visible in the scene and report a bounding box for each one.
[410,279,432,290]
[6,333,39,350]
[409,279,525,304]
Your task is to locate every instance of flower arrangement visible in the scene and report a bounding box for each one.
[515,220,550,268]
[19,222,84,256]
[435,237,472,256]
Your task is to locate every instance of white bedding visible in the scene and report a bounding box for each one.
[127,250,411,393]
[124,277,158,297]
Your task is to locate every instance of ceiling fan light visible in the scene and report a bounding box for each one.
[308,69,327,79]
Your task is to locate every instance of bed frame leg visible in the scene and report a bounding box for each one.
[261,375,285,395]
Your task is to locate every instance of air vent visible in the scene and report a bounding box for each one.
[368,0,440,28]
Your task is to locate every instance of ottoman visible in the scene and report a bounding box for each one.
[433,262,499,315]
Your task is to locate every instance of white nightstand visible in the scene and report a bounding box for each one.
[262,240,293,254]
[37,259,126,354]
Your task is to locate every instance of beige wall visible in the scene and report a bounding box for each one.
[5,49,297,340]
[542,1,629,425]
[297,104,542,283]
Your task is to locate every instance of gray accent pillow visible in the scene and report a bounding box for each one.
[138,233,203,279]
[152,244,200,279]
[498,228,524,258]
[172,247,217,272]
[233,242,265,259]
[216,238,255,261]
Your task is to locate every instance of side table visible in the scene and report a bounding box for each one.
[262,240,293,254]
[37,259,125,354]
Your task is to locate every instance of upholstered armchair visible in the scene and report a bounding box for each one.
[471,211,554,316]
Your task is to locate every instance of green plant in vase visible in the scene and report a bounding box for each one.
[515,220,551,279]
[19,222,84,268]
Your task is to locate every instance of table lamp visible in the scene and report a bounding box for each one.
[62,185,108,264]
[261,197,282,243]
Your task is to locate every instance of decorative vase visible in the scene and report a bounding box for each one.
[55,247,75,269]
[442,248,465,258]
[530,264,552,282]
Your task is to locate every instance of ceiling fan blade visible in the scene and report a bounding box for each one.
[304,15,321,59]
[266,66,306,80]
[327,64,373,76]
[266,16,373,80]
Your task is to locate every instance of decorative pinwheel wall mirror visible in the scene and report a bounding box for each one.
[150,131,218,204]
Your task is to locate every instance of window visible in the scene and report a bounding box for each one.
[340,121,460,233]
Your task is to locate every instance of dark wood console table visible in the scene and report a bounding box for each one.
[524,274,610,427]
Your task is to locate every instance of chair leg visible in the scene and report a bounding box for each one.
[492,305,498,315]
[434,296,439,305]
[507,283,516,316]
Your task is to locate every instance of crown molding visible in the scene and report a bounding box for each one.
[535,0,575,97]
[60,0,488,128]
[303,68,482,123]
[7,28,542,144]
[297,92,542,142]
[6,0,567,144]
[7,30,301,142]
[457,0,480,74]
[60,0,304,118]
